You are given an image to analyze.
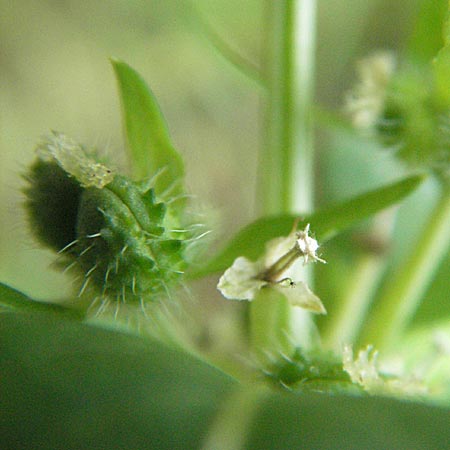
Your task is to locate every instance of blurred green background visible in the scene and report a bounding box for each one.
[0,0,447,331]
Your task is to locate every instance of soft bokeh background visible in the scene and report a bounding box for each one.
[1,0,447,332]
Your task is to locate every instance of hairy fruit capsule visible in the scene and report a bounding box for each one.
[24,132,189,307]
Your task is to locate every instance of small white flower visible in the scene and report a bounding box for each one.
[345,51,396,129]
[217,224,326,314]
[343,345,381,389]
[217,256,265,301]
[343,345,427,396]
[295,224,326,264]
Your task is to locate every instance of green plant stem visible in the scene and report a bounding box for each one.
[202,385,267,450]
[322,209,398,350]
[323,253,385,350]
[251,0,317,356]
[360,181,450,351]
[291,0,316,213]
[250,290,294,362]
[258,0,315,214]
[193,7,265,87]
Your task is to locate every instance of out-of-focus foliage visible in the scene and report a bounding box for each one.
[193,175,423,276]
[0,311,236,450]
[1,1,450,449]
[1,0,440,302]
[0,0,447,356]
[0,0,261,298]
[1,309,449,450]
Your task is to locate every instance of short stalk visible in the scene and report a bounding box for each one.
[259,246,301,282]
[360,181,450,351]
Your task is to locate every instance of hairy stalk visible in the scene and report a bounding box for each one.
[252,0,317,355]
[360,181,450,351]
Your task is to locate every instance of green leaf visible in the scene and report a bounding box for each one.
[2,312,448,449]
[244,390,450,449]
[193,175,423,276]
[407,0,448,65]
[112,59,184,196]
[0,312,235,450]
[434,45,450,107]
[433,3,450,105]
[0,282,83,319]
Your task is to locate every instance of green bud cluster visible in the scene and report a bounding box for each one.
[346,52,450,176]
[376,67,450,173]
[263,348,351,391]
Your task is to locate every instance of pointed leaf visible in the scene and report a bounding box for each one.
[112,59,184,195]
[0,282,83,318]
[193,175,423,276]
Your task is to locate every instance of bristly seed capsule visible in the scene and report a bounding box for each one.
[24,132,191,309]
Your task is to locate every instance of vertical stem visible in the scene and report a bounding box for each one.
[360,182,450,351]
[291,0,316,213]
[252,0,317,355]
[202,386,267,450]
[250,290,294,362]
[323,253,385,350]
[259,1,295,214]
[258,0,316,214]
[322,208,397,350]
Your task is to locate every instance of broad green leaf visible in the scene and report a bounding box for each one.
[112,59,184,196]
[0,282,83,319]
[407,0,448,65]
[244,389,450,449]
[0,312,235,450]
[193,175,423,276]
[2,313,449,449]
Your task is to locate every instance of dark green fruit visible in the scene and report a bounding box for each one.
[24,132,189,306]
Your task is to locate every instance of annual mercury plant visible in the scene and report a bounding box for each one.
[13,31,450,402]
[1,2,450,448]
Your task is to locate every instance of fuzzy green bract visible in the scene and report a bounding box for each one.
[24,61,190,308]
